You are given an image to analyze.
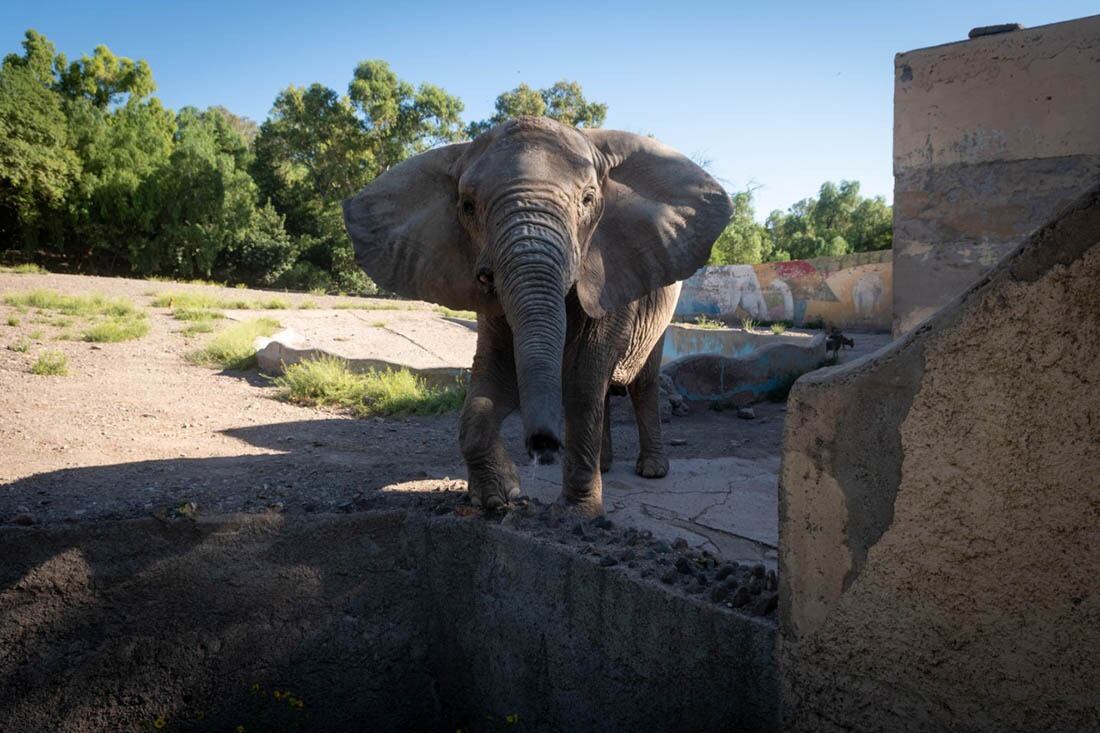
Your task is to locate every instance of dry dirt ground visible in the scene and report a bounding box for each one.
[0,272,790,525]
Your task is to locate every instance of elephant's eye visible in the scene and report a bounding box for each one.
[461,198,476,217]
[582,190,596,207]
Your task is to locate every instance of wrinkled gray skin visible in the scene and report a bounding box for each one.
[343,117,731,515]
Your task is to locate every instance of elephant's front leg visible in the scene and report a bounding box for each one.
[560,353,611,516]
[629,335,670,478]
[459,320,519,510]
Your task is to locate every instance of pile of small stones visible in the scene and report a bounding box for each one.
[477,496,779,619]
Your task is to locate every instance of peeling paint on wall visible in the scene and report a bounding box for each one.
[676,250,893,331]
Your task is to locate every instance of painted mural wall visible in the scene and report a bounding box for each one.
[675,250,892,331]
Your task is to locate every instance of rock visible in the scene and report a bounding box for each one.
[672,537,689,551]
[736,407,755,420]
[748,577,763,596]
[751,563,766,578]
[8,513,35,526]
[599,556,618,567]
[669,438,688,447]
[658,373,690,418]
[731,586,751,608]
[750,593,779,616]
[765,570,778,592]
[675,557,693,574]
[652,541,671,554]
[571,523,587,538]
[660,569,678,585]
[591,516,613,530]
[710,584,730,602]
[716,563,738,581]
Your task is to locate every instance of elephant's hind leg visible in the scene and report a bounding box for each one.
[629,335,670,479]
[459,320,519,509]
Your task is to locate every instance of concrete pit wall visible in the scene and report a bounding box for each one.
[893,15,1100,335]
[676,251,892,331]
[778,186,1100,730]
[1,512,778,732]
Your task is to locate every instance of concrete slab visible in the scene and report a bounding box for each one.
[233,308,477,385]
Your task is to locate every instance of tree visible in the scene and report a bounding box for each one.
[765,180,892,261]
[708,188,770,265]
[0,32,80,247]
[252,61,464,292]
[467,80,606,137]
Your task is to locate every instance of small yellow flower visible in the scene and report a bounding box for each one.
[506,713,520,724]
[236,726,246,733]
[153,717,166,729]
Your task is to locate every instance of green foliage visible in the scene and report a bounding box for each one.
[187,317,280,370]
[708,188,772,265]
[769,322,787,335]
[740,317,758,331]
[6,315,19,326]
[8,337,30,352]
[467,80,606,138]
[82,314,149,342]
[274,356,466,417]
[3,289,139,317]
[0,263,45,273]
[30,350,68,375]
[691,314,726,329]
[765,181,892,261]
[435,306,477,320]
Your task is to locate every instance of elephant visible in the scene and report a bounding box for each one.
[343,116,731,515]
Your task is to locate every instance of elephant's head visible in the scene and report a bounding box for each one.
[343,117,731,461]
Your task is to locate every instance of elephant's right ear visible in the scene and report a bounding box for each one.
[342,142,487,311]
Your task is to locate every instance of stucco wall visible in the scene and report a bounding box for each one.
[778,186,1100,730]
[893,15,1100,335]
[676,250,892,331]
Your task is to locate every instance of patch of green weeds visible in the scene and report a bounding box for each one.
[83,316,150,342]
[770,322,788,335]
[7,338,30,352]
[435,306,477,320]
[28,329,43,340]
[740,317,758,331]
[187,318,281,370]
[690,314,726,329]
[0,263,45,274]
[6,316,19,327]
[171,308,225,322]
[297,300,319,310]
[4,290,140,318]
[30,350,68,375]
[273,356,466,417]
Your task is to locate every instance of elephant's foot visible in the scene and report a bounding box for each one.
[467,463,520,510]
[635,451,669,479]
[554,492,604,519]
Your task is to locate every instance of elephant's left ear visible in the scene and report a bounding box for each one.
[578,130,733,318]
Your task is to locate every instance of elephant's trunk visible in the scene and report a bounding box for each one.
[492,208,572,463]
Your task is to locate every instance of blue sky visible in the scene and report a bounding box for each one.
[2,1,1095,217]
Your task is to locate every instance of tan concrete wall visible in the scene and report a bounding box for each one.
[677,250,892,331]
[779,186,1100,730]
[893,15,1100,334]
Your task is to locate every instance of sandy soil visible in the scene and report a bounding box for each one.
[0,272,788,525]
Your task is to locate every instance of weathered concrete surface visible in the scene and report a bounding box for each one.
[677,251,892,331]
[779,186,1100,730]
[0,511,778,732]
[241,308,477,385]
[664,334,826,404]
[662,323,816,364]
[893,15,1100,334]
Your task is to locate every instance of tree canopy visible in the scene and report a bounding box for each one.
[708,182,892,266]
[0,29,890,287]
